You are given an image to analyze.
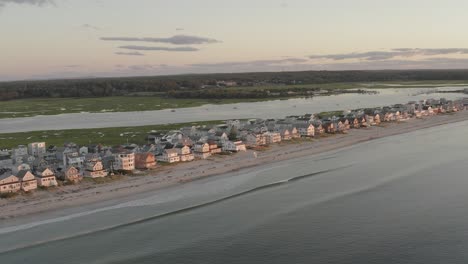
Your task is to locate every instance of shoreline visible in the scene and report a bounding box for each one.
[1,110,468,221]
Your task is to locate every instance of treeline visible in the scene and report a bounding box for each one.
[2,70,468,101]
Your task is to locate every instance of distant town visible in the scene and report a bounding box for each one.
[1,97,467,197]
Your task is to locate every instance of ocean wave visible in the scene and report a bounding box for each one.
[0,165,352,255]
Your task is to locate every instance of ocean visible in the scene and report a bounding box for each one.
[1,120,468,263]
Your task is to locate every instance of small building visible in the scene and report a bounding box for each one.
[159,149,180,163]
[279,128,292,141]
[194,142,210,153]
[0,173,21,194]
[296,124,315,137]
[113,152,135,171]
[222,141,247,152]
[61,166,82,183]
[35,168,58,187]
[28,142,46,157]
[322,122,336,134]
[193,142,211,159]
[135,153,157,169]
[17,170,37,192]
[242,133,267,147]
[208,142,222,154]
[175,145,195,162]
[84,159,108,178]
[263,132,282,144]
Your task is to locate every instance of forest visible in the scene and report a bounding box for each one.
[2,69,468,101]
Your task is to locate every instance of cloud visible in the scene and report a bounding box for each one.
[119,45,198,52]
[63,65,81,68]
[191,58,309,67]
[82,24,100,30]
[0,0,54,7]
[176,28,184,31]
[310,48,468,61]
[101,34,221,45]
[115,51,145,56]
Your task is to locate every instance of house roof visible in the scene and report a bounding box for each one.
[16,170,33,179]
[165,149,178,154]
[0,173,17,181]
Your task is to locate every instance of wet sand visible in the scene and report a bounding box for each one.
[1,110,468,220]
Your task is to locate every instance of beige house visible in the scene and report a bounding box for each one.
[35,168,58,187]
[263,132,282,144]
[194,142,210,153]
[222,141,247,152]
[194,142,211,159]
[175,145,195,162]
[113,152,135,171]
[62,166,82,183]
[28,142,46,157]
[208,142,222,154]
[84,159,108,178]
[243,133,267,147]
[17,170,37,191]
[0,173,21,194]
[279,129,292,140]
[297,124,315,137]
[159,149,180,163]
[135,153,157,169]
[290,127,301,139]
[374,114,381,124]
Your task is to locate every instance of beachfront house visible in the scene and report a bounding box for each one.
[242,132,266,147]
[0,173,21,194]
[222,141,247,152]
[135,153,157,169]
[194,142,211,159]
[174,145,195,162]
[84,159,108,178]
[113,152,135,172]
[296,124,315,137]
[359,116,369,128]
[35,168,58,187]
[263,132,282,144]
[322,122,336,134]
[60,166,82,183]
[208,141,222,154]
[158,149,180,163]
[279,128,292,141]
[336,121,348,133]
[17,170,37,191]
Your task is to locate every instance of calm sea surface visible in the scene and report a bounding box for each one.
[0,87,466,133]
[1,120,468,263]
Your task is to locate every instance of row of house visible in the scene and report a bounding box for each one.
[1,97,467,194]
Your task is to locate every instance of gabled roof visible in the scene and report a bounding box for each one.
[16,170,34,179]
[0,173,18,181]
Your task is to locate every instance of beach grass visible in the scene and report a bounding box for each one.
[0,120,225,149]
[0,96,267,119]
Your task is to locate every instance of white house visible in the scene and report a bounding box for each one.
[296,124,315,137]
[84,159,108,178]
[175,145,195,162]
[28,142,46,157]
[113,152,135,171]
[222,141,247,152]
[263,132,282,144]
[159,149,180,163]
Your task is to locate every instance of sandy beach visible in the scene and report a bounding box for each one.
[1,110,468,220]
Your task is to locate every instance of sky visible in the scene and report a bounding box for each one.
[2,0,468,81]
